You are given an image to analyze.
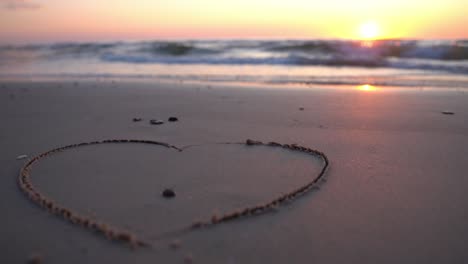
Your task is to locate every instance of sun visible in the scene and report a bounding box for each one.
[359,21,380,40]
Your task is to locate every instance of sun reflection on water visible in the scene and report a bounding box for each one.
[357,84,378,91]
[360,40,375,48]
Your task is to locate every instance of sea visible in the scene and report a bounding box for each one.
[1,39,468,91]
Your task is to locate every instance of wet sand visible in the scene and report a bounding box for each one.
[1,80,468,263]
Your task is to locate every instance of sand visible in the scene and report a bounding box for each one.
[1,80,468,263]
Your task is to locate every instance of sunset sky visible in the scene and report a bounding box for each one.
[1,0,467,43]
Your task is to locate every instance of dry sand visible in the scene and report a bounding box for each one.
[1,80,468,263]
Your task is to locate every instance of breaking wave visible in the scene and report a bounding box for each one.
[1,39,467,73]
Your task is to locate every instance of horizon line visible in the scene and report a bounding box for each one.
[2,37,467,45]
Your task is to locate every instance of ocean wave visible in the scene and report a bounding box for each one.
[1,40,467,73]
[267,41,338,53]
[266,40,468,61]
[100,51,468,74]
[137,41,222,56]
[100,52,292,65]
[48,42,117,56]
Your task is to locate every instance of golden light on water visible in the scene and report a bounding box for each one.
[360,40,375,47]
[357,84,378,91]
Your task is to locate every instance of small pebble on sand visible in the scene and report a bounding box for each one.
[162,188,176,198]
[168,117,179,122]
[441,111,455,115]
[16,154,28,160]
[150,119,164,125]
[132,118,142,122]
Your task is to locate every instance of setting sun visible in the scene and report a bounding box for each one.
[359,21,380,40]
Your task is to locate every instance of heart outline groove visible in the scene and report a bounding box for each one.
[18,139,329,248]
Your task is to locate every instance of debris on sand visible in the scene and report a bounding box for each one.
[299,107,304,111]
[16,154,28,160]
[441,111,455,115]
[132,118,142,122]
[162,188,176,198]
[168,117,179,122]
[150,119,164,125]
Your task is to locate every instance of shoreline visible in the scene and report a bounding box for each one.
[2,75,468,94]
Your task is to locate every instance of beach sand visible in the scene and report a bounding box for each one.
[1,80,468,263]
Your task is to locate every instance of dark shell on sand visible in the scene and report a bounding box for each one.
[162,188,176,198]
[441,111,455,115]
[150,119,164,125]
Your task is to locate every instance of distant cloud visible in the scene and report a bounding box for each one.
[1,0,41,10]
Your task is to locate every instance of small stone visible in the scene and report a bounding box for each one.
[162,188,176,198]
[132,118,142,122]
[168,117,179,122]
[150,119,164,125]
[299,107,304,111]
[16,154,28,160]
[441,111,455,115]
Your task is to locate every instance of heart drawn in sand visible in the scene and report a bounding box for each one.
[18,139,329,248]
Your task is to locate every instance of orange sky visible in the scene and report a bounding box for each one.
[1,0,467,43]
